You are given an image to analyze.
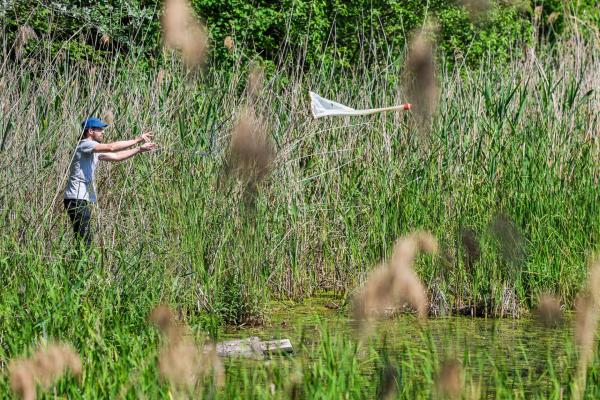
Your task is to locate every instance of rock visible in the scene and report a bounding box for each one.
[210,337,293,359]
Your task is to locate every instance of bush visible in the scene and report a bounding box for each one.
[3,0,583,70]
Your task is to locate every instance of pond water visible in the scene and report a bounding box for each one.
[223,294,576,397]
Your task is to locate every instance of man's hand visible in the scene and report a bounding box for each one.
[139,142,157,153]
[138,132,154,143]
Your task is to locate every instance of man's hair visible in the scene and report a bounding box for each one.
[79,128,89,140]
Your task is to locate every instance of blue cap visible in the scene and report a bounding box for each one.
[81,117,109,131]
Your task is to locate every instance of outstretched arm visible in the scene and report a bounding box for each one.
[98,142,157,162]
[93,132,153,153]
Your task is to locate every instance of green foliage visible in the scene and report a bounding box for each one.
[3,0,596,69]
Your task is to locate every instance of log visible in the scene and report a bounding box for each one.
[210,337,293,359]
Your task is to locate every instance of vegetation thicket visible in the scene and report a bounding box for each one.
[0,0,599,398]
[2,0,600,69]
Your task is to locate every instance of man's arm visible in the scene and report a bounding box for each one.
[98,143,157,162]
[93,132,153,153]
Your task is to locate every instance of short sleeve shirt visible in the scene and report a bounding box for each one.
[64,139,100,202]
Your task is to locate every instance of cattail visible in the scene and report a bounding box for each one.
[161,0,209,68]
[353,231,437,331]
[14,25,38,61]
[8,342,82,400]
[535,293,562,328]
[436,359,462,399]
[224,36,234,51]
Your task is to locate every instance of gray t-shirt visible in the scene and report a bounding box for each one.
[64,139,100,202]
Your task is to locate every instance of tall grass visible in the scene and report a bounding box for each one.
[0,23,599,396]
[1,32,597,322]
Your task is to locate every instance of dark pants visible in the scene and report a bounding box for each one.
[64,199,92,246]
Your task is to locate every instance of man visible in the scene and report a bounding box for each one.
[64,117,157,246]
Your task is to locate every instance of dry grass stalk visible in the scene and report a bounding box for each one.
[161,0,209,68]
[353,231,438,330]
[436,359,463,399]
[535,293,562,328]
[149,305,225,392]
[8,342,82,400]
[14,26,38,61]
[572,258,600,400]
[403,23,438,142]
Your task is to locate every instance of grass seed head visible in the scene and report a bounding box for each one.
[354,231,437,329]
[459,227,480,269]
[8,342,82,400]
[9,360,35,400]
[390,230,438,270]
[161,0,209,68]
[14,26,37,61]
[247,64,265,103]
[31,343,82,388]
[149,304,177,334]
[102,109,115,125]
[150,305,225,391]
[457,0,491,18]
[535,293,563,328]
[574,258,600,361]
[100,34,110,47]
[352,264,396,323]
[436,359,463,399]
[404,24,438,140]
[228,107,274,185]
[224,36,234,51]
[158,341,202,389]
[490,213,524,267]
